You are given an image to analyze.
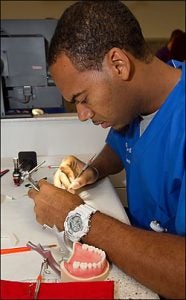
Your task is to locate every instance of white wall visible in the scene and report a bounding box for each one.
[1,115,109,158]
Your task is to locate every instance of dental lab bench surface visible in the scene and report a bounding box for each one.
[1,115,159,299]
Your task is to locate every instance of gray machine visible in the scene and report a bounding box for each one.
[1,19,65,118]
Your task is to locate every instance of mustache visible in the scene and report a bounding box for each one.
[92,120,103,125]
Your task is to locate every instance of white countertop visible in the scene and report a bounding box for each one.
[1,156,159,299]
[1,113,78,123]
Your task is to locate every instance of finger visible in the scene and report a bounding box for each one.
[28,179,49,198]
[60,165,76,181]
[68,166,98,190]
[67,187,76,194]
[60,155,84,179]
[28,187,38,199]
[68,179,81,190]
[53,169,71,189]
[37,178,49,187]
[59,171,71,189]
[53,169,63,188]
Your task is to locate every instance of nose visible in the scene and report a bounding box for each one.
[76,103,94,121]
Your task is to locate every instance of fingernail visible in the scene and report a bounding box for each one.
[70,180,80,189]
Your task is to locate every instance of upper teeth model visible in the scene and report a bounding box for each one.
[60,242,109,282]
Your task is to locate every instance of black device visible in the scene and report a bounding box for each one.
[18,151,37,172]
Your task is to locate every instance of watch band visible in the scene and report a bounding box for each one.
[76,203,97,215]
[64,203,97,242]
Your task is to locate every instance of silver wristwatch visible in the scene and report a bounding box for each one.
[64,204,97,242]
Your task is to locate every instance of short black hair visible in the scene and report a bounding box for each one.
[170,32,186,62]
[48,0,152,71]
[170,29,183,41]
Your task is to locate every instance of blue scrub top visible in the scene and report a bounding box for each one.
[106,60,185,236]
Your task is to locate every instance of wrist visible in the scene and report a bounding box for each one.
[64,203,97,242]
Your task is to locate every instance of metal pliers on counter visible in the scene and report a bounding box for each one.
[20,160,46,191]
[26,241,61,277]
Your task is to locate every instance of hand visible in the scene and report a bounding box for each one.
[28,179,83,230]
[53,155,99,192]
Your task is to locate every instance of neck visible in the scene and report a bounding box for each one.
[133,57,181,115]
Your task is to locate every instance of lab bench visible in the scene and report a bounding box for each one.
[1,116,158,298]
[1,155,159,299]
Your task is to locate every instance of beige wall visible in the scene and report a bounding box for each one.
[1,1,185,38]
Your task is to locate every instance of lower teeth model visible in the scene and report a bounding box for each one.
[60,242,110,282]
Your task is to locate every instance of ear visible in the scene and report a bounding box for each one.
[105,48,131,80]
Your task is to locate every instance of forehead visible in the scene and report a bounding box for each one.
[50,54,81,94]
[50,54,107,99]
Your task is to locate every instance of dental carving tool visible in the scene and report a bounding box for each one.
[48,154,97,174]
[77,153,97,178]
[34,258,47,300]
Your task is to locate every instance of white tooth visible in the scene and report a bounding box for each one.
[97,249,103,254]
[92,263,97,269]
[97,262,102,268]
[82,244,88,250]
[87,263,92,269]
[88,246,94,252]
[73,261,80,269]
[101,251,106,259]
[80,262,88,270]
[94,247,100,253]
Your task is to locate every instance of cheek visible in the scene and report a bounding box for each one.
[89,77,118,115]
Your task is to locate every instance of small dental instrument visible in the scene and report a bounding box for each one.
[34,259,48,300]
[42,224,73,261]
[1,244,57,255]
[26,241,61,277]
[0,169,10,177]
[48,165,59,169]
[77,153,97,178]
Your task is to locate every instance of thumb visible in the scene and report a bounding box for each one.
[68,178,82,190]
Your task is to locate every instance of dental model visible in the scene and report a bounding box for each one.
[60,242,110,282]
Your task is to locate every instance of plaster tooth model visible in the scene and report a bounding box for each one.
[60,242,110,282]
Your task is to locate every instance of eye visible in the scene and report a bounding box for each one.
[79,98,88,105]
[81,98,87,104]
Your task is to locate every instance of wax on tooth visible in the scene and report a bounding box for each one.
[73,261,80,269]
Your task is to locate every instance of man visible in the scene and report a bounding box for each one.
[28,1,185,299]
[156,29,183,62]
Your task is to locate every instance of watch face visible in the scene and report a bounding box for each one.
[68,214,83,233]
